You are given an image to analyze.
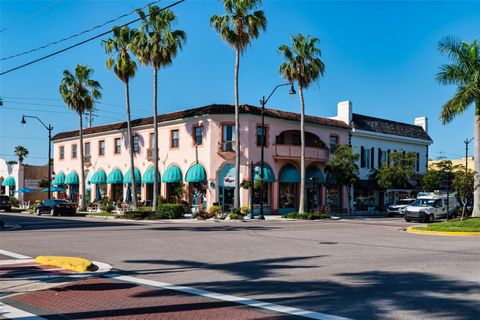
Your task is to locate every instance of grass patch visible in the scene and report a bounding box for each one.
[88,212,115,217]
[282,212,331,220]
[413,218,480,232]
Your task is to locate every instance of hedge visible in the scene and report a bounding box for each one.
[156,204,187,219]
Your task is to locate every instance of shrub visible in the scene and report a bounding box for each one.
[195,211,215,220]
[240,205,249,214]
[10,196,19,207]
[230,207,241,215]
[124,211,148,220]
[156,204,186,219]
[240,179,251,189]
[253,178,263,190]
[229,212,239,220]
[282,212,331,220]
[209,205,221,215]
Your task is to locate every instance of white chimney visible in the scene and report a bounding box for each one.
[415,117,428,133]
[337,101,352,125]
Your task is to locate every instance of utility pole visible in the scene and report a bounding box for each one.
[465,137,474,173]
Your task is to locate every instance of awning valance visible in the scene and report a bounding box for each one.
[279,165,300,183]
[254,165,275,183]
[142,167,161,184]
[162,165,182,183]
[107,168,123,184]
[185,164,207,183]
[90,170,107,185]
[2,176,16,187]
[306,167,325,184]
[124,168,141,184]
[52,171,65,185]
[64,172,79,185]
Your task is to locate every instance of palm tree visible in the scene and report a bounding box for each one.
[134,6,186,212]
[103,26,139,209]
[59,64,102,211]
[437,36,480,217]
[210,0,267,209]
[279,33,325,214]
[14,146,29,165]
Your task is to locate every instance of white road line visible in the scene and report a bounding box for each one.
[108,274,351,320]
[0,259,35,265]
[0,249,31,259]
[0,302,47,320]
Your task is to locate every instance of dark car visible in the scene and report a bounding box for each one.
[35,199,76,216]
[0,195,12,211]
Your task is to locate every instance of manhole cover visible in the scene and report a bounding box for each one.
[318,241,337,245]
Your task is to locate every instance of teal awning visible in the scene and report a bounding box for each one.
[279,165,300,183]
[64,172,79,185]
[162,165,182,183]
[185,164,207,183]
[142,167,161,184]
[52,171,65,185]
[254,165,275,183]
[2,176,15,187]
[124,168,141,184]
[107,168,123,184]
[90,170,107,185]
[307,167,325,184]
[218,164,235,187]
[326,173,337,185]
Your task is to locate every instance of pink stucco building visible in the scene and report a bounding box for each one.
[51,104,350,214]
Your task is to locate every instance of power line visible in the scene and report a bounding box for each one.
[1,0,162,61]
[0,153,48,159]
[0,106,124,121]
[0,0,62,33]
[0,136,45,141]
[0,0,186,76]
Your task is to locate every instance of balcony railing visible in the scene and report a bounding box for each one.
[83,155,91,163]
[273,144,328,162]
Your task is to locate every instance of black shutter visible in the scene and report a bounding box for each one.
[371,147,375,169]
[387,149,391,167]
[378,148,382,168]
[416,152,420,172]
[360,146,365,168]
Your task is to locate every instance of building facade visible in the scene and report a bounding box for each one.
[51,104,350,214]
[0,159,48,202]
[332,101,433,212]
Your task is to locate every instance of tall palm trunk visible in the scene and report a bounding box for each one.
[298,85,305,214]
[234,48,240,209]
[153,67,159,212]
[125,81,138,209]
[473,110,480,217]
[79,113,86,211]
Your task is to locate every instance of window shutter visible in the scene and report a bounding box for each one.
[360,146,365,168]
[416,152,420,172]
[387,149,391,167]
[371,147,375,169]
[378,148,382,168]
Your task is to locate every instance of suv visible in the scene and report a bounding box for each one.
[386,198,415,216]
[404,192,459,223]
[0,195,12,212]
[35,199,76,216]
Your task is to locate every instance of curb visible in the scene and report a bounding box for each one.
[404,226,480,236]
[35,256,93,272]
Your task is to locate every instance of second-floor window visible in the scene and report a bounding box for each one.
[292,134,300,145]
[99,140,105,156]
[360,146,372,169]
[171,130,179,148]
[378,149,388,168]
[85,142,91,161]
[256,126,267,146]
[133,135,139,153]
[72,144,77,159]
[114,138,121,154]
[222,125,235,151]
[329,136,338,152]
[194,126,203,145]
[59,146,64,160]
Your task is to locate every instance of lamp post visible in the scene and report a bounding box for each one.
[21,115,53,199]
[258,83,296,219]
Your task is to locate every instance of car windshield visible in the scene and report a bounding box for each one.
[52,200,69,204]
[398,200,413,205]
[413,198,435,207]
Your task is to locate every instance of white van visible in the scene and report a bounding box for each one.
[404,192,459,223]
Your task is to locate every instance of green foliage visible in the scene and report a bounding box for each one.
[454,168,475,202]
[240,179,250,189]
[210,0,267,54]
[421,169,443,191]
[9,196,19,207]
[413,218,480,232]
[156,203,186,219]
[230,207,241,215]
[282,212,331,220]
[124,210,148,220]
[229,212,239,220]
[102,26,138,83]
[14,146,29,164]
[240,205,249,214]
[209,205,221,214]
[375,151,416,190]
[279,33,325,88]
[325,145,359,186]
[253,178,263,189]
[100,197,114,213]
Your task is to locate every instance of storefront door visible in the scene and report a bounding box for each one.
[219,187,234,211]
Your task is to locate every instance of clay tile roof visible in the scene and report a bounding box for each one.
[51,104,349,140]
[351,113,432,141]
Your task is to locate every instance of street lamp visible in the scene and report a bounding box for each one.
[258,83,296,220]
[21,115,53,199]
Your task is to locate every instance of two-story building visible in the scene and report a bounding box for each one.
[51,104,351,214]
[332,101,433,212]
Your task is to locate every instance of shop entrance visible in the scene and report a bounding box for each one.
[219,187,234,211]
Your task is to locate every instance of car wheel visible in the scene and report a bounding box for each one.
[50,208,56,216]
[427,214,434,223]
[35,208,41,216]
[405,218,411,222]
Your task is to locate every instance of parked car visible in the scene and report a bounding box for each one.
[386,198,415,216]
[0,195,12,212]
[404,192,459,223]
[35,199,76,216]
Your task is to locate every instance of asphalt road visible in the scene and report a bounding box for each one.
[1,213,479,320]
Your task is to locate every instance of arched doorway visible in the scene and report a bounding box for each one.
[306,166,325,211]
[217,163,235,211]
[278,164,299,214]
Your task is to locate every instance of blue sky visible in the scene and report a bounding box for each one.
[1,0,479,165]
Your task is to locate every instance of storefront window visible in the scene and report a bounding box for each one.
[280,183,297,208]
[190,182,206,212]
[253,183,270,206]
[326,186,340,210]
[167,183,184,203]
[354,189,375,209]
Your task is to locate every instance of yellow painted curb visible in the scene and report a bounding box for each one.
[405,227,480,236]
[35,256,93,272]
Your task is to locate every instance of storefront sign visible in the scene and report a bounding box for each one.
[223,176,235,188]
[25,179,41,188]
